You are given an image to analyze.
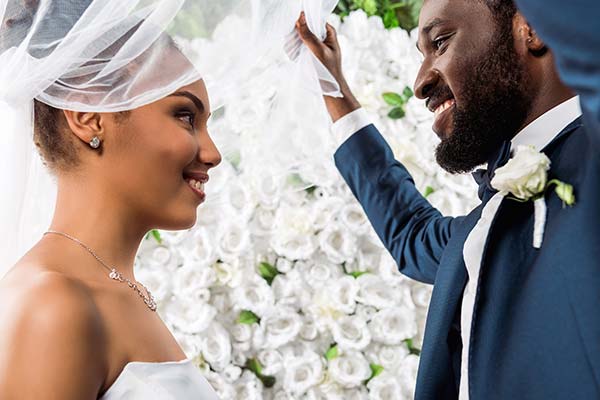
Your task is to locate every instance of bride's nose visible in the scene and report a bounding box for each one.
[197,131,222,169]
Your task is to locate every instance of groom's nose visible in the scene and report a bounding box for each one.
[414,62,440,100]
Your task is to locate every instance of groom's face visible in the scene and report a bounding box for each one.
[415,0,533,174]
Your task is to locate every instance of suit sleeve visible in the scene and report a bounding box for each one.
[514,0,600,149]
[334,124,463,284]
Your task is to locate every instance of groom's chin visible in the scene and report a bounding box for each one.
[435,140,485,175]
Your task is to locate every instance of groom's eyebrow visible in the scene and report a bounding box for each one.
[169,91,206,114]
[416,18,446,52]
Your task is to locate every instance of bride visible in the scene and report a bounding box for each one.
[0,0,314,398]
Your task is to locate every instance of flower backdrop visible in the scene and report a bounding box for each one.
[135,9,478,400]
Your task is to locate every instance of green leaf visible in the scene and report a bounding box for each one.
[245,358,276,388]
[238,310,260,325]
[325,345,339,360]
[423,186,435,198]
[258,262,279,285]
[388,106,406,119]
[246,358,263,375]
[150,229,162,244]
[382,92,404,106]
[402,86,414,101]
[383,9,399,29]
[349,271,369,278]
[404,338,422,355]
[305,185,318,195]
[548,179,576,207]
[369,363,384,379]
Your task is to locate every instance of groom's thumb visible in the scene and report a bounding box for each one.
[295,12,323,57]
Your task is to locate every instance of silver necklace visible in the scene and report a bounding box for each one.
[44,230,157,312]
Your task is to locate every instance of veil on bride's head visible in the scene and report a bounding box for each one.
[0,0,341,277]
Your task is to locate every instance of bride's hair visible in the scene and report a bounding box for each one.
[33,100,80,172]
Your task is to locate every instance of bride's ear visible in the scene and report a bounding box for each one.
[62,110,104,147]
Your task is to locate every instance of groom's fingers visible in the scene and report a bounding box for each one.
[295,12,324,57]
[323,24,340,51]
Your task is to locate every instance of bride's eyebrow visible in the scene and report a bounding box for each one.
[169,91,206,114]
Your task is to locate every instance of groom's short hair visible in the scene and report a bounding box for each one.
[481,0,518,29]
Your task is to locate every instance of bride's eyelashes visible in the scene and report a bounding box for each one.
[173,107,197,130]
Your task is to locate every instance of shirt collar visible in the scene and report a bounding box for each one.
[511,96,582,151]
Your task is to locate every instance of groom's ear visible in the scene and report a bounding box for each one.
[514,13,548,57]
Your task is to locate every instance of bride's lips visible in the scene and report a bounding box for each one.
[431,98,456,140]
[183,171,209,203]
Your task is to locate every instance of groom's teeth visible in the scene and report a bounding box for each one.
[434,99,455,117]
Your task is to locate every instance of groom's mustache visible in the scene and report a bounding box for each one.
[426,85,455,114]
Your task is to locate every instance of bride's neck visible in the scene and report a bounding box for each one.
[48,177,147,279]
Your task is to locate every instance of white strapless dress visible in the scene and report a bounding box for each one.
[99,359,220,399]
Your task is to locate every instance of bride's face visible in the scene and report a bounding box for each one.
[101,79,221,230]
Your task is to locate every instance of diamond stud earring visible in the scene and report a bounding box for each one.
[89,136,101,149]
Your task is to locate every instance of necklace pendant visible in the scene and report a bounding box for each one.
[109,269,120,280]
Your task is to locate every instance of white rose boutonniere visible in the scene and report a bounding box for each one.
[491,145,576,248]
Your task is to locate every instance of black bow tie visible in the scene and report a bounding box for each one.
[471,140,512,202]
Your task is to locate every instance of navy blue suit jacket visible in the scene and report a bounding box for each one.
[334,119,600,399]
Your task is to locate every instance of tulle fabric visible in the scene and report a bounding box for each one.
[0,0,341,276]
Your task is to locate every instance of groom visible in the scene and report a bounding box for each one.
[297,0,600,399]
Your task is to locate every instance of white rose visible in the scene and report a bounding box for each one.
[186,228,217,267]
[369,308,417,345]
[491,145,551,200]
[201,323,232,371]
[251,206,276,236]
[312,196,345,231]
[328,350,372,388]
[213,260,244,288]
[397,354,419,399]
[270,204,316,260]
[339,203,369,235]
[230,322,253,343]
[204,371,236,399]
[173,264,216,295]
[355,304,378,322]
[411,284,432,309]
[298,259,345,290]
[216,219,251,262]
[232,278,274,317]
[365,343,410,371]
[299,317,319,341]
[135,267,172,303]
[223,364,242,382]
[251,171,283,209]
[234,370,264,400]
[318,223,357,265]
[283,352,324,397]
[259,306,302,349]
[224,179,256,221]
[257,348,284,376]
[328,275,360,314]
[366,372,405,400]
[164,300,216,334]
[355,274,400,309]
[332,315,372,351]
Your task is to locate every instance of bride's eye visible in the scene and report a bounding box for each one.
[175,109,196,128]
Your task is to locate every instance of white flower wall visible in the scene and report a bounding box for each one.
[135,10,478,400]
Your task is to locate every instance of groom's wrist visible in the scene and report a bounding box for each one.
[325,89,361,122]
[324,81,361,122]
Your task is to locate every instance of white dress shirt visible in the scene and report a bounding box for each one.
[332,96,582,399]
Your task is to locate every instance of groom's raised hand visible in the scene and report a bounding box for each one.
[295,12,361,122]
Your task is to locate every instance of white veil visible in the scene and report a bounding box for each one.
[0,0,341,277]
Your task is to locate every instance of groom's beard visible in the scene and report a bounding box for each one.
[435,28,534,174]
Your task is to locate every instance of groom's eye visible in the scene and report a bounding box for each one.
[432,34,452,52]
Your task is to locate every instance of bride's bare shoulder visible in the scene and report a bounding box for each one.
[0,263,107,397]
